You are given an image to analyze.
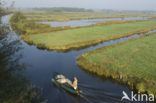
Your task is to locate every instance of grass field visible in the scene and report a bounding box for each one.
[22,20,156,51]
[77,33,156,95]
[23,12,149,21]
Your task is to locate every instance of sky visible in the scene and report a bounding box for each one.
[4,0,156,11]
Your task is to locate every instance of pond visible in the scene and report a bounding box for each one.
[1,15,153,103]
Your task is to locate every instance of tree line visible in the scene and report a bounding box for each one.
[32,7,93,12]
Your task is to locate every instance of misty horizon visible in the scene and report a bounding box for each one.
[4,0,156,11]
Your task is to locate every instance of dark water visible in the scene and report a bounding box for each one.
[1,15,154,103]
[41,17,151,27]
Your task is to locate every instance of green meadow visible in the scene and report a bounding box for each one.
[77,33,156,95]
[22,20,156,51]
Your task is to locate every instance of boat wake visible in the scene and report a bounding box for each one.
[78,84,122,103]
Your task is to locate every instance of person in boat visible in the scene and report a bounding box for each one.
[56,75,78,90]
[73,77,78,90]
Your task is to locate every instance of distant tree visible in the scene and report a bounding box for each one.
[9,1,15,11]
[0,0,6,37]
[0,0,9,17]
[0,0,4,17]
[33,7,93,13]
[10,11,26,23]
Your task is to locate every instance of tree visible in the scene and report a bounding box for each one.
[0,2,46,102]
[0,0,4,17]
[10,1,15,11]
[0,22,47,103]
[10,11,26,23]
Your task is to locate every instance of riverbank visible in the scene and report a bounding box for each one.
[77,33,156,96]
[22,20,156,51]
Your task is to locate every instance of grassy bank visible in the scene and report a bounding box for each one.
[77,33,156,96]
[22,20,156,51]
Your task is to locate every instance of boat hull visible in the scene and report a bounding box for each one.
[52,73,80,95]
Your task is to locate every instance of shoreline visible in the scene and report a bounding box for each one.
[76,33,156,97]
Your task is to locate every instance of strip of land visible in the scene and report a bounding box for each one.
[22,20,156,51]
[77,33,156,96]
[24,12,155,21]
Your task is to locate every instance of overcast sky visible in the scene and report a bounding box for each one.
[4,0,156,11]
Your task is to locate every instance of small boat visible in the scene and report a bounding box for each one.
[52,72,81,96]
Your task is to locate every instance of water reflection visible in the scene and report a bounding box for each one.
[0,23,46,103]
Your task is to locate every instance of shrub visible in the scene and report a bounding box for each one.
[10,12,52,35]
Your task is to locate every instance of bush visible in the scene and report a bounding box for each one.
[10,12,52,35]
[10,12,26,23]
